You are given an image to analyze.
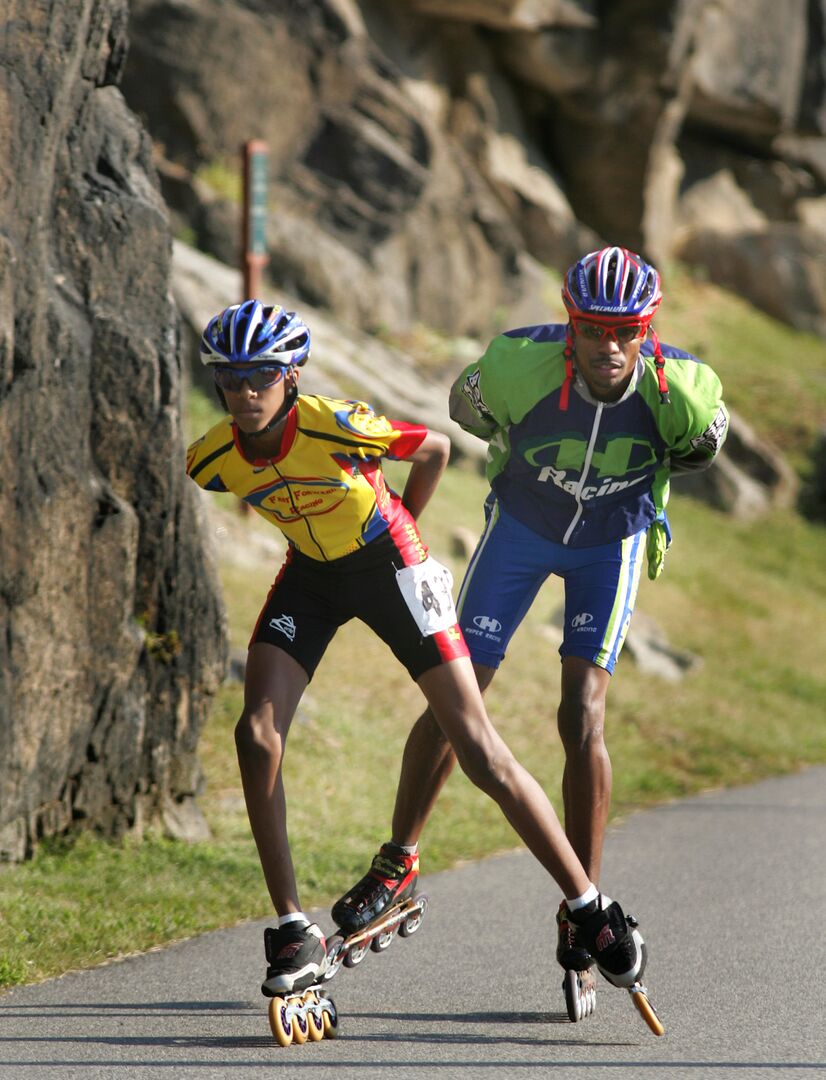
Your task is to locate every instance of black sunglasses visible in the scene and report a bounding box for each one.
[213,366,286,392]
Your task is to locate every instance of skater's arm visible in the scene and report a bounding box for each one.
[399,429,450,521]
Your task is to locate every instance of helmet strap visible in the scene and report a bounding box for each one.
[560,326,575,411]
[648,328,671,405]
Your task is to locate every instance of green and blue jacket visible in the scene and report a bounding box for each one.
[448,324,728,549]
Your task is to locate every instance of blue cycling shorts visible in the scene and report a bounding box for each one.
[456,499,647,674]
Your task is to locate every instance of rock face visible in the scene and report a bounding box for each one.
[0,2,226,859]
[122,0,826,337]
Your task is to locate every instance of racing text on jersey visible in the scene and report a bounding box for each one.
[520,431,658,500]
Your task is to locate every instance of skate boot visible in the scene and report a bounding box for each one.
[261,922,328,997]
[556,900,594,971]
[567,895,645,989]
[331,842,419,934]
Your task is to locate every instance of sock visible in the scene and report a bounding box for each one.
[278,912,310,929]
[565,884,600,912]
[389,840,418,856]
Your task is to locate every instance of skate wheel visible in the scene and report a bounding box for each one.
[343,940,368,967]
[323,934,345,981]
[398,894,428,937]
[322,996,339,1038]
[563,969,582,1022]
[370,925,397,952]
[630,986,665,1037]
[303,992,325,1041]
[563,969,596,1022]
[268,996,293,1047]
[291,998,309,1045]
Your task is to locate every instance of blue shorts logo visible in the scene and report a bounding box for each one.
[473,615,502,633]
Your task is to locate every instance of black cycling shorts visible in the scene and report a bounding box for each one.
[250,531,469,681]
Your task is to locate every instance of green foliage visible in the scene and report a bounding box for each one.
[184,385,226,445]
[194,159,243,204]
[134,612,183,664]
[0,832,268,988]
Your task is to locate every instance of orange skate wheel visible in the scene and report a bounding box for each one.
[268,996,293,1046]
[631,987,665,1036]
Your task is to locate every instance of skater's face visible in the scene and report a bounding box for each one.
[217,365,294,434]
[572,318,647,402]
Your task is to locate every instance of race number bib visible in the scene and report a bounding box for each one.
[395,557,457,637]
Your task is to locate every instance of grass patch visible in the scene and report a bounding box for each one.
[194,158,243,205]
[1,271,825,989]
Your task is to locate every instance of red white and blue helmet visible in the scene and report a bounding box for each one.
[200,300,310,367]
[562,246,662,323]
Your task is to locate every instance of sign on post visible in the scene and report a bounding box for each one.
[242,140,269,300]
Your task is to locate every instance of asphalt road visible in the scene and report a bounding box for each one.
[1,767,824,1080]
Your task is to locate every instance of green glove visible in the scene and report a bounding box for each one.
[646,519,670,581]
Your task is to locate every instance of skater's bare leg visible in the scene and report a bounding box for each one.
[235,642,308,916]
[391,663,497,845]
[557,657,612,883]
[418,657,590,898]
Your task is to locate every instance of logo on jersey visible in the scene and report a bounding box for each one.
[268,614,296,641]
[690,406,727,456]
[249,477,349,522]
[473,615,502,633]
[521,432,657,500]
[335,404,395,441]
[462,369,496,422]
[571,612,596,630]
[524,433,658,477]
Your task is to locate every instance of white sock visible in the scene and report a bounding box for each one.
[565,884,600,911]
[391,840,418,855]
[278,912,310,929]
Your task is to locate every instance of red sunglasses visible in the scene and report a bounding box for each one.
[573,319,647,344]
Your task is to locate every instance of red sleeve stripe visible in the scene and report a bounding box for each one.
[385,422,428,460]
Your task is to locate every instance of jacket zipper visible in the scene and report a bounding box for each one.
[271,462,328,560]
[562,402,604,545]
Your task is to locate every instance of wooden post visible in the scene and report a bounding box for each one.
[242,139,269,301]
[239,141,270,516]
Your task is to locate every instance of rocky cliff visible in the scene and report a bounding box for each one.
[123,0,826,339]
[0,1,226,859]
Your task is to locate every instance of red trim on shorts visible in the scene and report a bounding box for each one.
[249,547,294,646]
[432,623,470,664]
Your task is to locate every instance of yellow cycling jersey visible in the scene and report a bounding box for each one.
[186,394,428,562]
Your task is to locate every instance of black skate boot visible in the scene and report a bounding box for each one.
[331,843,419,934]
[567,896,645,988]
[261,922,327,997]
[556,900,594,971]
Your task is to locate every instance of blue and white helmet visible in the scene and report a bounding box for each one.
[200,300,310,367]
[562,246,662,322]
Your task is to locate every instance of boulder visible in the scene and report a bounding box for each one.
[119,0,826,337]
[675,409,798,519]
[0,1,226,860]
